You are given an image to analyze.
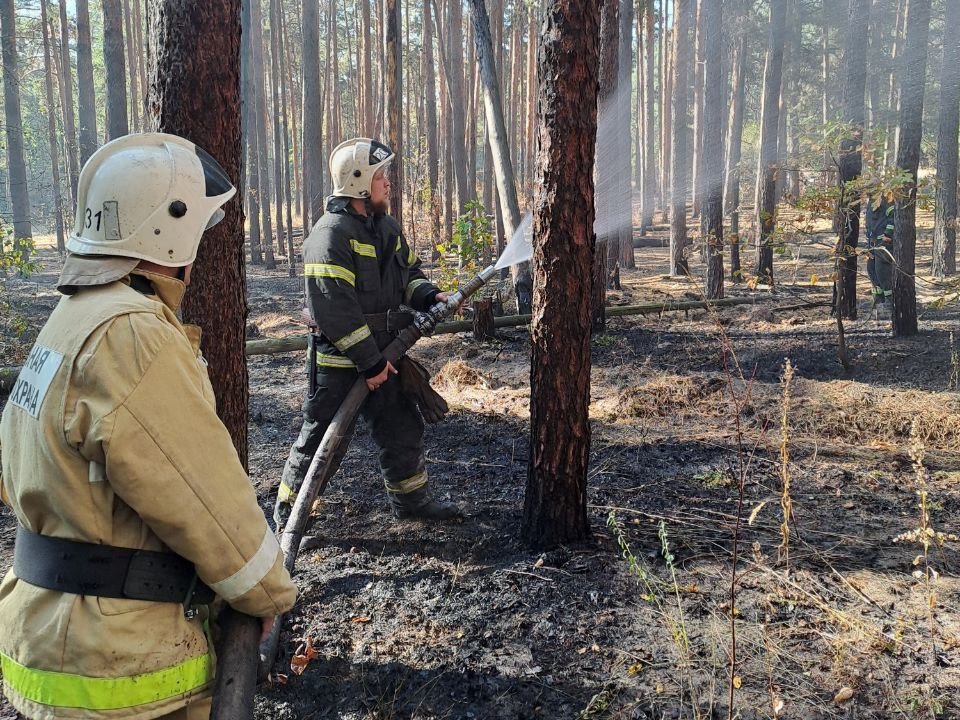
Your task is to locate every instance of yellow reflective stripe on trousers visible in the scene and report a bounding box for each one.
[334,325,371,352]
[1,652,211,711]
[385,471,428,495]
[304,263,356,286]
[277,480,298,502]
[349,239,377,258]
[404,278,430,304]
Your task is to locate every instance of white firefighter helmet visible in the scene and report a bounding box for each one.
[329,138,394,198]
[66,132,236,268]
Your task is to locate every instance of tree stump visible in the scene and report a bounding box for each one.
[472,298,496,341]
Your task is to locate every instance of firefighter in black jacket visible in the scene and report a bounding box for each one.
[865,195,895,319]
[274,138,460,529]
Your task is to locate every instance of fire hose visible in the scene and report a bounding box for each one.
[211,265,497,719]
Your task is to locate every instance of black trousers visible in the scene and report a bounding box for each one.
[278,368,427,504]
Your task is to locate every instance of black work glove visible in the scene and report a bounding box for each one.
[397,355,449,424]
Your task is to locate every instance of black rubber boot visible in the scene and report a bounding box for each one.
[390,486,463,521]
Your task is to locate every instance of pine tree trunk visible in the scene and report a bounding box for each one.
[617,0,634,270]
[122,0,140,132]
[133,0,148,126]
[424,0,440,249]
[820,0,831,185]
[669,0,690,277]
[593,0,618,329]
[102,0,129,140]
[275,0,295,274]
[147,0,248,462]
[432,0,469,216]
[724,0,747,283]
[702,0,723,299]
[57,0,80,201]
[659,1,671,217]
[884,0,906,168]
[385,0,404,222]
[40,0,66,253]
[280,8,302,221]
[932,0,960,278]
[0,0,33,254]
[892,0,931,337]
[269,0,289,272]
[251,0,275,268]
[641,0,657,233]
[242,0,264,265]
[690,0,705,219]
[361,0,373,133]
[755,0,788,285]
[467,0,530,312]
[303,0,323,227]
[833,0,870,320]
[76,0,98,163]
[523,0,599,551]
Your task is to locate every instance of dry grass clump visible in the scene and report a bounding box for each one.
[615,373,960,450]
[784,381,960,450]
[620,374,726,418]
[249,312,301,338]
[435,359,493,390]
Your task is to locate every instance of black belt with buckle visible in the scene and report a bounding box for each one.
[13,526,214,607]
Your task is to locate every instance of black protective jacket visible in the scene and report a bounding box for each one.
[303,199,440,378]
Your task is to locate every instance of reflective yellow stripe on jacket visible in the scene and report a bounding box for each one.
[404,278,430,304]
[349,239,377,258]
[333,325,371,352]
[304,263,355,286]
[1,652,211,711]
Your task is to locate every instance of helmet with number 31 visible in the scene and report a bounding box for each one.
[67,133,236,268]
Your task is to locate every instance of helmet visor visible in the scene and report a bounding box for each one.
[195,146,234,198]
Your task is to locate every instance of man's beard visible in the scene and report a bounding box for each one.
[370,198,389,215]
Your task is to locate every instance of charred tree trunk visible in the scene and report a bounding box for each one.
[76,0,98,163]
[702,0,723,299]
[523,0,599,550]
[932,0,960,278]
[41,0,66,253]
[385,0,404,223]
[669,0,691,277]
[724,0,747,283]
[833,0,870,320]
[275,0,295,274]
[892,0,931,337]
[102,0,129,139]
[0,0,32,254]
[755,0,787,286]
[148,0,248,463]
[302,0,323,227]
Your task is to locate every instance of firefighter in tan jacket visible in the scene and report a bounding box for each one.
[0,133,296,720]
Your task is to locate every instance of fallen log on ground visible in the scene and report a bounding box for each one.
[0,297,831,391]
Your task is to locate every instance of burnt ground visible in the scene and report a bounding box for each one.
[1,216,959,720]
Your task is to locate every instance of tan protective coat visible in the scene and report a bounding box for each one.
[0,272,296,719]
